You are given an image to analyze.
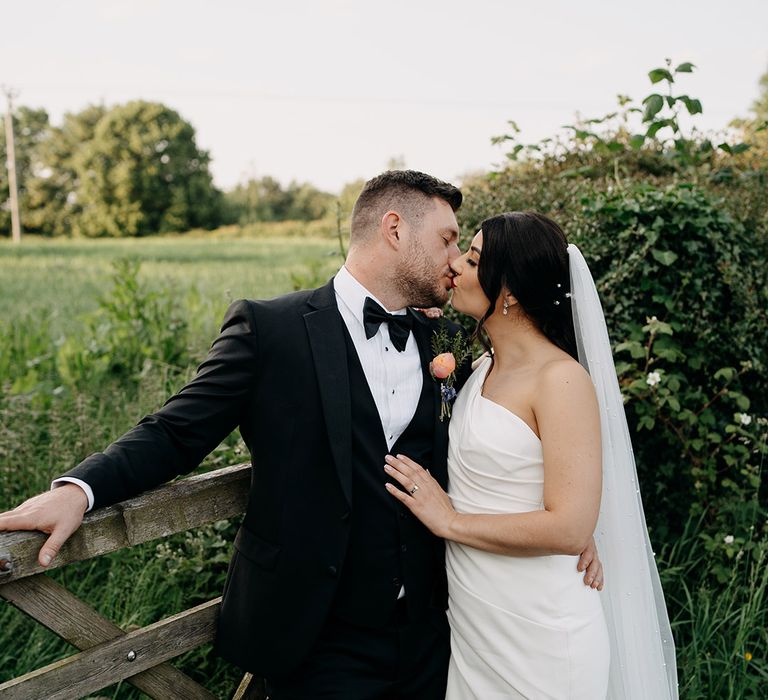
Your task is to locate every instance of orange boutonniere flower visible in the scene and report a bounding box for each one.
[431,352,456,379]
[430,321,472,421]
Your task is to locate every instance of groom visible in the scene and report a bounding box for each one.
[0,170,600,699]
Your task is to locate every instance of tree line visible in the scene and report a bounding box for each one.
[0,100,337,237]
[2,65,765,239]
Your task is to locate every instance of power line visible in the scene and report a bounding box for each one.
[17,82,576,112]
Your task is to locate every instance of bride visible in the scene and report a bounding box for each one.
[385,212,678,699]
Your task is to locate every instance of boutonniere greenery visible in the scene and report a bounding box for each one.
[430,322,473,421]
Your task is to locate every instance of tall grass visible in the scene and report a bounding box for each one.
[0,234,340,698]
[658,516,767,698]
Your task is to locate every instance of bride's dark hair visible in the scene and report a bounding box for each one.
[473,211,578,360]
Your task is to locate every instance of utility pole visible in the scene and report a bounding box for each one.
[3,86,22,243]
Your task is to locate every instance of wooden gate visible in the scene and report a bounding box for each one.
[0,463,265,700]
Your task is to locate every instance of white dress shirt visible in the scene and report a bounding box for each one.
[333,265,423,449]
[54,266,424,516]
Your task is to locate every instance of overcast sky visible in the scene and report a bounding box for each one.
[3,0,766,192]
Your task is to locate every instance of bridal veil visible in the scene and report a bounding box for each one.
[568,244,678,699]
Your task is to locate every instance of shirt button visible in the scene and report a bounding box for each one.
[392,577,401,587]
[399,510,407,519]
[385,346,389,352]
[327,565,338,577]
[401,544,408,553]
[392,389,395,394]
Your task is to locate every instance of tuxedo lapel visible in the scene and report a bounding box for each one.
[409,311,450,479]
[304,281,352,506]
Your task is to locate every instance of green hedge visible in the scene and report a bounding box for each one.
[460,174,767,564]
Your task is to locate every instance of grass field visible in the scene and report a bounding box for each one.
[1,234,343,336]
[0,233,344,699]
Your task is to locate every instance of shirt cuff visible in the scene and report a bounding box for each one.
[51,477,95,512]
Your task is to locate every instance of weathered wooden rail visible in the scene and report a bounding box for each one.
[0,463,266,700]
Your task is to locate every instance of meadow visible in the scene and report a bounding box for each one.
[0,231,341,335]
[0,230,765,699]
[0,232,343,698]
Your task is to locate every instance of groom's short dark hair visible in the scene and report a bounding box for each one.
[350,170,462,243]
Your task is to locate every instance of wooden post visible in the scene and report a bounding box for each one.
[0,574,217,699]
[0,463,253,699]
[0,462,251,583]
[2,86,22,243]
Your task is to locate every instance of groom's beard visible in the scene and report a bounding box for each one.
[393,237,450,309]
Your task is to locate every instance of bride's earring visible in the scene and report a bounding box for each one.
[502,299,509,316]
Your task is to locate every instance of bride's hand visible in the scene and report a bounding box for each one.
[384,454,457,538]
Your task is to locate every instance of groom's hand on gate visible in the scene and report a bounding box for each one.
[0,484,88,568]
[577,537,604,590]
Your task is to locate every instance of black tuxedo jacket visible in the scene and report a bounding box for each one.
[63,279,471,676]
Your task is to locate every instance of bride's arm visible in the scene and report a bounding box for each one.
[385,360,602,558]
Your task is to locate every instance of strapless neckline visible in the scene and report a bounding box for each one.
[477,356,541,444]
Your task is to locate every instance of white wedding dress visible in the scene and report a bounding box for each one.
[445,355,610,699]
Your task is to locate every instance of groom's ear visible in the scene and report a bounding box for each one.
[381,210,402,249]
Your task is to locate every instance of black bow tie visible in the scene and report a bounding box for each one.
[362,297,414,352]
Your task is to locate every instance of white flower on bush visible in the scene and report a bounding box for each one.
[723,535,734,545]
[736,413,752,426]
[646,371,662,387]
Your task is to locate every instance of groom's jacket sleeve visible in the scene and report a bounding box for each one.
[59,299,260,510]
